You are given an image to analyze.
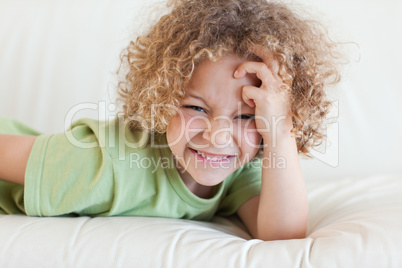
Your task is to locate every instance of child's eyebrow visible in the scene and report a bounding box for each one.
[186,93,207,104]
[186,93,253,111]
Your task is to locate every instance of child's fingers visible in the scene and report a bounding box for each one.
[234,62,274,86]
[241,85,261,108]
[234,62,280,93]
[250,45,280,75]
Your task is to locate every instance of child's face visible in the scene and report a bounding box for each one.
[166,55,262,188]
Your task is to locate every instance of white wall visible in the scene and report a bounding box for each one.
[293,0,402,179]
[0,0,401,179]
[0,0,161,132]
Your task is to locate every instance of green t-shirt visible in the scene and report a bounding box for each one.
[0,117,262,220]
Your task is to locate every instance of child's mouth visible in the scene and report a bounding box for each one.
[189,148,235,164]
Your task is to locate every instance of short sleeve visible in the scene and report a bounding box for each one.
[24,120,114,216]
[217,158,262,216]
[0,117,41,135]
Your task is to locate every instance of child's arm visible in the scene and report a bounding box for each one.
[237,135,308,241]
[0,134,37,185]
[235,48,308,241]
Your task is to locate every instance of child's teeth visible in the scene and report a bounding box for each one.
[196,150,228,161]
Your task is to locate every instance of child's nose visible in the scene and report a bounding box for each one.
[202,117,232,147]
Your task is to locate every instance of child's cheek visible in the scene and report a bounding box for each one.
[183,112,209,135]
[166,114,183,145]
[167,111,210,145]
[243,123,262,151]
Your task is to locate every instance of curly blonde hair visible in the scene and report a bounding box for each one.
[117,0,341,155]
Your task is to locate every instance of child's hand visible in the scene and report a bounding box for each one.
[234,46,293,141]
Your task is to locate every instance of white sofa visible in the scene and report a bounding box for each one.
[1,0,402,267]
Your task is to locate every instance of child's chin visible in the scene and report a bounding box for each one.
[192,169,235,186]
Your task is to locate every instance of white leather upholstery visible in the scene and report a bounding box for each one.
[1,174,401,267]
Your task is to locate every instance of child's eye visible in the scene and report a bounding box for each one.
[183,105,207,113]
[236,114,255,120]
